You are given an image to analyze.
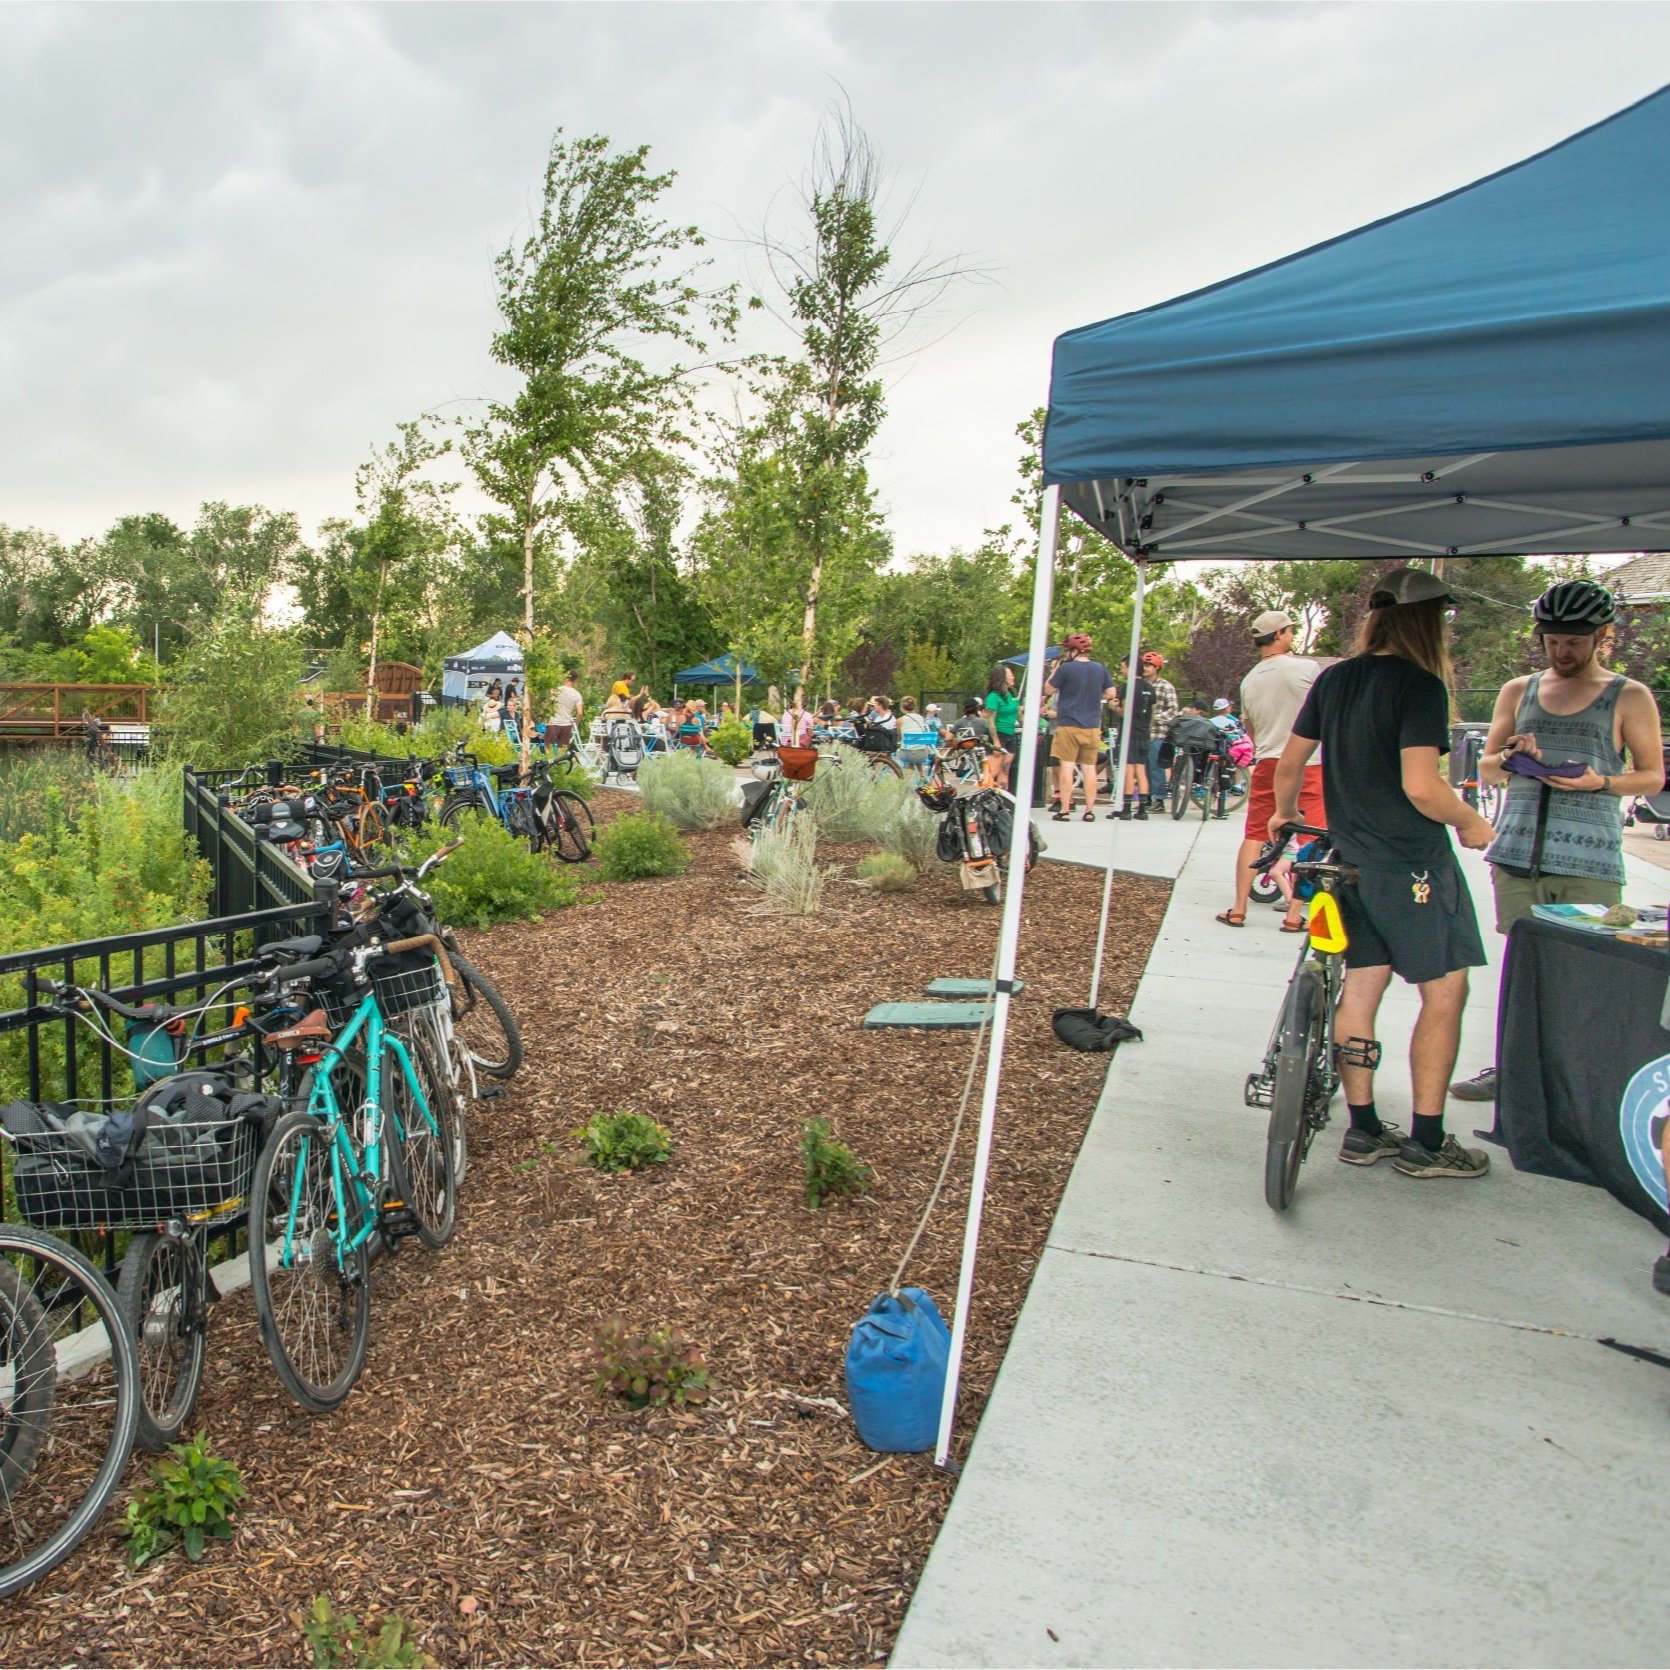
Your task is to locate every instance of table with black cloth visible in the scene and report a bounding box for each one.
[1496,914,1670,1233]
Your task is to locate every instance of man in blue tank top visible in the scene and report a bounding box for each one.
[1450,579,1664,1104]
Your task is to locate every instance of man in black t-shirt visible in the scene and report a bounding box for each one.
[1270,567,1497,1182]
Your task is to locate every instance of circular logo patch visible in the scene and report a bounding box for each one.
[1618,1054,1670,1213]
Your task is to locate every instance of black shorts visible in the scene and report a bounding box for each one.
[1336,858,1487,985]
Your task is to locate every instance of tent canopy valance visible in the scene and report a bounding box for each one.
[1042,83,1670,564]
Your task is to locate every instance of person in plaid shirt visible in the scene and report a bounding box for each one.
[1142,653,1179,807]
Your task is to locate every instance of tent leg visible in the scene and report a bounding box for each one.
[1087,556,1148,1012]
[933,485,1062,1470]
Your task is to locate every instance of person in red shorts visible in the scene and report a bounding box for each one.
[1217,608,1326,927]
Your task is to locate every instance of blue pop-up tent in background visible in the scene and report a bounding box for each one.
[933,84,1670,1468]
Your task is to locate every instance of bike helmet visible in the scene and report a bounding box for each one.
[1063,632,1093,653]
[1141,651,1165,669]
[1532,578,1616,633]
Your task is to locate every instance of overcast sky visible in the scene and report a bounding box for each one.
[4,2,1668,561]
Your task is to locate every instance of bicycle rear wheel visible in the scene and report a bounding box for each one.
[446,950,523,1080]
[385,1030,460,1250]
[115,1231,207,1452]
[1221,763,1252,815]
[248,1111,371,1413]
[0,1226,141,1600]
[1168,755,1194,820]
[1265,962,1326,1212]
[546,789,593,862]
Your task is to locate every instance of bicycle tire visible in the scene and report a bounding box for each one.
[0,1225,141,1600]
[248,1111,371,1414]
[1265,962,1325,1212]
[385,1029,460,1251]
[1222,763,1252,815]
[446,950,523,1080]
[546,789,593,862]
[505,793,543,852]
[1477,780,1503,822]
[1169,755,1194,820]
[437,796,484,831]
[865,753,904,779]
[115,1231,207,1453]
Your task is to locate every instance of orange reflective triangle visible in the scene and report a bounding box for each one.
[1308,891,1348,953]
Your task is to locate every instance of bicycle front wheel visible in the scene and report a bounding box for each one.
[116,1231,207,1452]
[1169,755,1194,820]
[446,950,523,1080]
[1221,763,1252,815]
[386,1029,460,1251]
[0,1226,141,1600]
[249,1111,371,1413]
[1265,962,1326,1213]
[1477,780,1503,822]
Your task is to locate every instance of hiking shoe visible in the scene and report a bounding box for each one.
[1339,1124,1405,1166]
[1449,1066,1498,1102]
[1393,1135,1491,1179]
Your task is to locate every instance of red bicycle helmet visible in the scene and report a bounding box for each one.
[1063,632,1093,653]
[1141,651,1165,668]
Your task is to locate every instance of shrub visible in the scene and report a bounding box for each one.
[156,614,307,767]
[122,1432,246,1567]
[575,1110,672,1172]
[592,812,690,881]
[749,815,825,914]
[799,1117,873,1208]
[637,751,737,831]
[799,745,898,842]
[337,710,515,769]
[304,1596,435,1670]
[398,812,576,928]
[594,1317,710,1409]
[705,719,754,767]
[0,749,99,845]
[862,773,945,872]
[856,852,917,891]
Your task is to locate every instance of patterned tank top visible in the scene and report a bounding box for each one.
[1486,672,1626,883]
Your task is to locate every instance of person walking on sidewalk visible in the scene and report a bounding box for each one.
[1141,653,1178,808]
[1046,634,1117,822]
[1218,609,1324,928]
[1451,578,1665,1105]
[1270,567,1498,1179]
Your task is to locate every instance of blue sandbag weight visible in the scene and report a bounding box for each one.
[845,1286,951,1453]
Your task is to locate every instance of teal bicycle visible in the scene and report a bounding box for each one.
[247,932,461,1412]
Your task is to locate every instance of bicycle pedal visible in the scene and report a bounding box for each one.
[1243,1073,1274,1108]
[376,1201,421,1242]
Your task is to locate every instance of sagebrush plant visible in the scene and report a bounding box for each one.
[594,1317,710,1409]
[122,1432,246,1567]
[398,812,577,927]
[575,1110,672,1172]
[705,718,754,767]
[799,745,897,842]
[867,775,946,873]
[799,1117,873,1208]
[748,815,825,914]
[856,851,917,891]
[303,1596,435,1669]
[592,812,690,881]
[637,751,737,831]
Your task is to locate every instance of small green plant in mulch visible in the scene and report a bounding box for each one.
[574,1110,672,1173]
[637,751,737,830]
[592,812,690,881]
[704,718,755,767]
[799,1117,873,1208]
[594,1317,710,1409]
[516,1138,562,1173]
[122,1432,246,1567]
[856,851,918,891]
[304,1595,435,1669]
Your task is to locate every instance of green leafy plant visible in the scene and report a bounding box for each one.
[637,751,738,830]
[856,851,917,891]
[574,1110,672,1173]
[594,1317,709,1409]
[155,613,308,767]
[592,812,690,881]
[304,1595,435,1669]
[799,1117,873,1208]
[705,718,754,766]
[748,815,825,914]
[122,1432,246,1567]
[398,812,577,927]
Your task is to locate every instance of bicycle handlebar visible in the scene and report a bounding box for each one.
[1251,822,1331,873]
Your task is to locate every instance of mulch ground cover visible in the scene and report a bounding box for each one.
[5,793,1168,1668]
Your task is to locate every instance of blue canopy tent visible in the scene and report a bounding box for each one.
[935,85,1670,1466]
[672,652,763,717]
[1001,645,1063,667]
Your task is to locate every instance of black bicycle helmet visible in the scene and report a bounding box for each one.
[1532,578,1616,633]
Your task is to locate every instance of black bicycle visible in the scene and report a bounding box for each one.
[1243,823,1376,1211]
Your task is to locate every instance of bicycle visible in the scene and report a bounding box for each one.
[434,749,545,849]
[247,932,462,1412]
[1243,823,1378,1211]
[529,759,594,863]
[0,1223,141,1598]
[1456,731,1503,823]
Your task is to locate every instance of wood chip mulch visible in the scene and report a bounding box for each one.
[4,792,1168,1668]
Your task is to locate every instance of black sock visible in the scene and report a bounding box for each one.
[1347,1102,1382,1136]
[1411,1113,1445,1151]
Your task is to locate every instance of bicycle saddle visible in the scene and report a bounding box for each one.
[263,1009,333,1051]
[491,763,524,783]
[261,935,324,961]
[255,820,305,843]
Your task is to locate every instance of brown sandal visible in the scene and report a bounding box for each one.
[1280,917,1308,933]
[1215,909,1246,927]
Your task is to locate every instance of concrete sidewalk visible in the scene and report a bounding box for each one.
[895,812,1670,1668]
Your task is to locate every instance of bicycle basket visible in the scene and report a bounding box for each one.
[320,953,446,1029]
[778,745,819,782]
[443,765,476,790]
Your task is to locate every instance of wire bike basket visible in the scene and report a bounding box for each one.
[318,955,447,1031]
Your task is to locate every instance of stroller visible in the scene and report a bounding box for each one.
[1625,733,1670,841]
[601,717,646,785]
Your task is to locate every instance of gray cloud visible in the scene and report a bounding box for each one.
[3,2,1667,557]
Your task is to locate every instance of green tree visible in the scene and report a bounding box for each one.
[464,130,732,769]
[156,614,306,767]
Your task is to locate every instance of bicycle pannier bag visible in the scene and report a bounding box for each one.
[778,745,818,783]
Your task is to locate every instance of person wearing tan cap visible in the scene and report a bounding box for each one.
[1217,609,1325,927]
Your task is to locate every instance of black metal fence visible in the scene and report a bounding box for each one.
[182,766,335,919]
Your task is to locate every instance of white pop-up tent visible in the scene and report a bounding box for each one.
[441,631,525,704]
[936,84,1670,1464]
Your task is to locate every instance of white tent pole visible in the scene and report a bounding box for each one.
[1087,556,1148,1011]
[934,484,1062,1470]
